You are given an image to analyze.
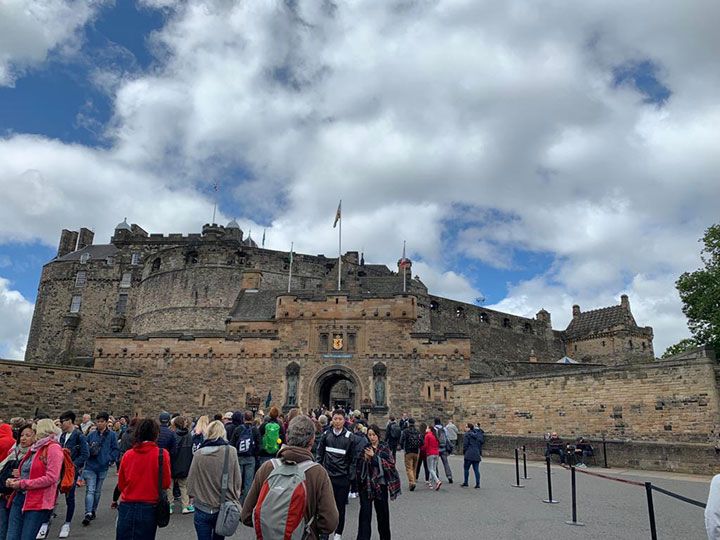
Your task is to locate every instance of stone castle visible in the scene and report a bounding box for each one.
[5,220,718,474]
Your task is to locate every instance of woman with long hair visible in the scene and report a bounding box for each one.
[0,424,35,539]
[192,416,210,454]
[4,419,63,540]
[424,425,441,490]
[415,422,430,484]
[115,418,171,540]
[187,420,242,540]
[355,424,400,540]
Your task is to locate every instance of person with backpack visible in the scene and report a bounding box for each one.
[82,411,119,526]
[461,423,485,489]
[4,419,64,540]
[187,420,242,540]
[316,409,357,540]
[257,406,285,467]
[0,423,34,540]
[224,412,244,443]
[38,411,89,539]
[398,418,422,491]
[229,411,260,505]
[384,417,401,460]
[170,416,195,514]
[355,424,401,540]
[115,418,172,540]
[433,418,453,484]
[241,415,338,540]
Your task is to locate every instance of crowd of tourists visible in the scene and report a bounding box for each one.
[0,406,486,540]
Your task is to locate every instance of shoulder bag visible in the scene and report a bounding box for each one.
[156,449,171,528]
[215,445,241,536]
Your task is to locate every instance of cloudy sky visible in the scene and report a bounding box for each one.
[1,0,718,359]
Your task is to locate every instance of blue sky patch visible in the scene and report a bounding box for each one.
[613,60,671,105]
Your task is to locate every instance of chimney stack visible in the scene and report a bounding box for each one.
[77,227,95,250]
[57,229,79,257]
[572,304,581,318]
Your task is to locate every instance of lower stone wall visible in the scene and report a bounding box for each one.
[454,356,720,443]
[0,359,140,420]
[455,434,717,475]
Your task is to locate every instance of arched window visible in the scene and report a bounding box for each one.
[455,306,465,318]
[502,318,511,328]
[151,258,161,273]
[523,322,532,334]
[480,312,489,323]
[430,300,439,311]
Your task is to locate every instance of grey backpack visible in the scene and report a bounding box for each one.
[252,458,319,540]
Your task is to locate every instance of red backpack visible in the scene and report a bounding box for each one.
[38,443,76,494]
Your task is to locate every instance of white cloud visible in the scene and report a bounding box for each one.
[1,0,719,357]
[0,277,34,359]
[0,0,108,86]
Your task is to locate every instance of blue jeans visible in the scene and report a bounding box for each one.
[0,496,10,540]
[83,468,108,515]
[237,456,256,504]
[116,502,157,540]
[194,508,224,540]
[463,460,481,487]
[6,492,52,540]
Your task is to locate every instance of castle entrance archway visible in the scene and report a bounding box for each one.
[311,365,362,411]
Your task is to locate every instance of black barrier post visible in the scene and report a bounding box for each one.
[511,448,524,488]
[542,456,559,504]
[522,445,530,479]
[645,482,658,540]
[565,465,585,526]
[602,435,609,468]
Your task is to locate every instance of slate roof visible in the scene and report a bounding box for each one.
[564,305,637,339]
[55,244,119,262]
[229,290,278,321]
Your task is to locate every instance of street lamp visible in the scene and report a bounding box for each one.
[360,398,373,420]
[246,394,260,417]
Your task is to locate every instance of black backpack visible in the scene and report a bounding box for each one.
[389,422,401,441]
[235,424,255,457]
[403,429,422,454]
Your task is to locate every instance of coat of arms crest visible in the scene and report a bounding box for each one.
[332,334,343,350]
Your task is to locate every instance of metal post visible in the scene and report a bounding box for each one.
[565,465,585,526]
[603,436,609,468]
[511,448,524,488]
[522,445,530,479]
[542,456,559,503]
[645,482,658,540]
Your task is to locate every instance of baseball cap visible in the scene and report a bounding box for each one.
[223,411,233,420]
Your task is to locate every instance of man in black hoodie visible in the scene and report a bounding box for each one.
[229,411,261,504]
[225,411,244,442]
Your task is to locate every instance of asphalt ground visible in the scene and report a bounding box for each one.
[43,454,712,539]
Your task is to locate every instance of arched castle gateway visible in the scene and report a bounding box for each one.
[21,220,663,427]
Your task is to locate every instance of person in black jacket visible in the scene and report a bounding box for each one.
[157,412,177,458]
[229,411,261,504]
[224,411,244,443]
[169,416,194,513]
[384,416,401,459]
[317,409,357,540]
[461,423,485,488]
[398,418,422,491]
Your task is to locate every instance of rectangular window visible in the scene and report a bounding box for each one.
[131,253,140,266]
[120,272,132,288]
[70,295,82,313]
[347,333,356,352]
[75,271,87,287]
[116,294,128,315]
[319,333,329,351]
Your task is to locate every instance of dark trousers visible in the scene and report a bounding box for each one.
[463,460,480,487]
[415,455,429,481]
[194,508,224,540]
[115,502,158,540]
[330,476,350,535]
[357,485,391,540]
[545,448,565,464]
[64,471,79,523]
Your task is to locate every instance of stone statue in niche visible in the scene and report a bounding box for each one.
[287,374,298,406]
[374,376,386,406]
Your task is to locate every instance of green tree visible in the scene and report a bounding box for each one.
[661,338,697,359]
[675,224,720,353]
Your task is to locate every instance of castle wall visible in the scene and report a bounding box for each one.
[0,359,140,419]
[566,331,655,365]
[454,354,720,443]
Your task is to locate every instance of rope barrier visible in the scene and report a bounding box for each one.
[650,484,706,509]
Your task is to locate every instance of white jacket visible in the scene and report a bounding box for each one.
[706,474,720,539]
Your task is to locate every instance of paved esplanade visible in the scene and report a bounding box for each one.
[48,456,709,539]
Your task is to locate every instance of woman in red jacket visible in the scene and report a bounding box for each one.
[4,419,63,540]
[116,418,171,540]
[424,425,441,490]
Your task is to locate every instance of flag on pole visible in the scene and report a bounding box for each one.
[333,200,342,228]
[262,229,266,248]
[265,390,272,408]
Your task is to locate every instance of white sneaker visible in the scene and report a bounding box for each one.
[333,534,342,540]
[36,523,48,539]
[58,524,70,538]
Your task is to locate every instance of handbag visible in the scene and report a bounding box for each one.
[156,448,171,528]
[214,446,241,536]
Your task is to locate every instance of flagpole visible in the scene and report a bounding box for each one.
[288,242,294,293]
[337,200,342,291]
[402,240,407,293]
